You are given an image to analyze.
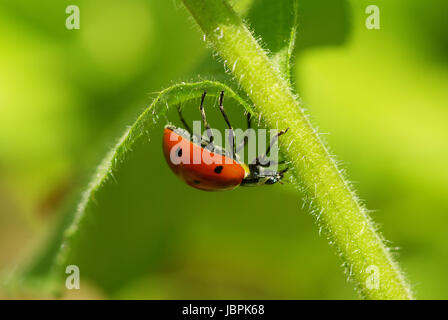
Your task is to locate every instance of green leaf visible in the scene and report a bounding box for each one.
[17,81,253,294]
[243,0,351,81]
[191,0,351,87]
[295,0,351,51]
[185,0,299,89]
[245,0,298,80]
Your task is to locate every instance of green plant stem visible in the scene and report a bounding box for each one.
[181,0,413,299]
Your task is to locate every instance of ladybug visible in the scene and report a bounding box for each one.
[162,91,288,191]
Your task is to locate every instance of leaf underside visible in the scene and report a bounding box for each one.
[18,81,255,292]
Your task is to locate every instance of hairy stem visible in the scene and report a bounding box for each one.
[181,0,413,299]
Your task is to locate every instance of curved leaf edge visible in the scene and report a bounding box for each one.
[53,81,253,285]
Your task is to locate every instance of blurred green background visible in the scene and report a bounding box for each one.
[0,0,447,299]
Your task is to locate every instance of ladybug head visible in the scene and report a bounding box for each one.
[240,165,288,187]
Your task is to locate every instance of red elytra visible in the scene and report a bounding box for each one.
[163,126,248,191]
[162,90,288,191]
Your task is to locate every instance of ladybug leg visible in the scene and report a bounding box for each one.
[235,136,249,153]
[254,128,289,165]
[235,113,253,153]
[199,91,214,144]
[217,91,236,158]
[177,104,191,133]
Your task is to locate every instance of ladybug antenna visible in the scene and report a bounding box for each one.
[235,112,254,154]
[217,90,236,158]
[247,112,252,129]
[277,167,290,185]
[177,104,191,133]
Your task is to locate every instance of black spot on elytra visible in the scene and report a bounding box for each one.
[193,180,201,184]
[176,147,182,157]
[214,166,223,174]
